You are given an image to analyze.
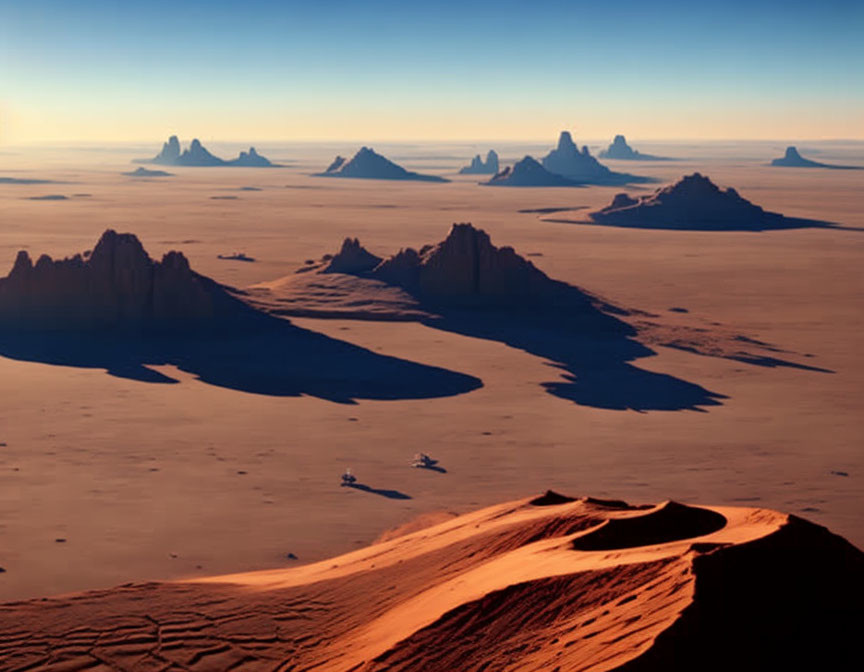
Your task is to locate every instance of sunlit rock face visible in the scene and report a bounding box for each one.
[0,230,248,331]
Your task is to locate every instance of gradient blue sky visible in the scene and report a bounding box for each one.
[1,0,861,142]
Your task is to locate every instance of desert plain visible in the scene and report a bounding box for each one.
[0,138,862,604]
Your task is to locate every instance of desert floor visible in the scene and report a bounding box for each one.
[0,139,861,601]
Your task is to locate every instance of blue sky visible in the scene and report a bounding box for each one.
[0,0,861,142]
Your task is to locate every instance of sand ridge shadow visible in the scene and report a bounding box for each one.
[0,315,482,404]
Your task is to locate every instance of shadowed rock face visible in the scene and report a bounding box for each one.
[324,238,383,275]
[598,135,670,161]
[486,156,582,187]
[770,146,861,170]
[459,150,500,175]
[589,173,796,230]
[317,147,449,182]
[0,230,249,332]
[373,223,554,305]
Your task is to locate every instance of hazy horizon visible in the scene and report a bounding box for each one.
[2,0,862,144]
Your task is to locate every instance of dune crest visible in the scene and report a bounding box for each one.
[1,494,859,671]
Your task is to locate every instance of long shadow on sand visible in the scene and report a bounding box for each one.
[0,317,482,405]
[346,483,413,499]
[545,215,853,232]
[421,308,727,412]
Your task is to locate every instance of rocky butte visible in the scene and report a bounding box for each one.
[319,222,595,310]
[459,149,500,175]
[485,156,583,187]
[770,146,861,170]
[135,136,279,167]
[541,131,647,185]
[0,230,251,332]
[317,147,449,182]
[598,134,671,161]
[589,173,810,230]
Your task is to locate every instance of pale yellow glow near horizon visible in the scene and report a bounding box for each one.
[2,102,863,145]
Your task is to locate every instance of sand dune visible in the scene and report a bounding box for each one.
[1,493,860,671]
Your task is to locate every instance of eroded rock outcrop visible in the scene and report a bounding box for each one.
[316,147,449,182]
[136,137,279,167]
[459,150,500,175]
[485,156,582,187]
[770,146,861,170]
[541,131,648,184]
[0,230,250,331]
[598,135,670,161]
[589,173,787,230]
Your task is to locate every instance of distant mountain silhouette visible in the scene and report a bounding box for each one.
[135,137,279,167]
[0,231,480,402]
[485,157,584,187]
[541,131,650,185]
[459,150,500,175]
[770,146,862,170]
[588,173,837,231]
[316,147,449,182]
[598,135,671,161]
[123,167,174,177]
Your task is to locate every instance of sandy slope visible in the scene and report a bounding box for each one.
[0,141,862,603]
[1,493,861,671]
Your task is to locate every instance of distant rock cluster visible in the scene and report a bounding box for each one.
[484,132,648,187]
[0,230,250,331]
[459,150,499,175]
[135,136,278,167]
[598,135,670,161]
[770,146,861,170]
[318,147,448,182]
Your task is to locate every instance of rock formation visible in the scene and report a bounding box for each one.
[136,137,279,167]
[541,131,648,184]
[123,167,174,177]
[229,147,273,167]
[485,156,583,187]
[770,146,861,169]
[459,150,500,174]
[598,134,670,161]
[0,230,251,331]
[589,173,792,230]
[316,147,449,182]
[150,135,181,164]
[323,238,383,275]
[325,156,346,173]
[311,223,583,309]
